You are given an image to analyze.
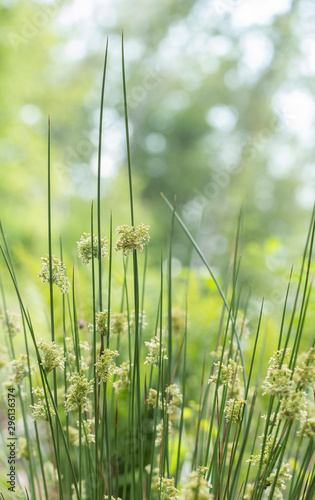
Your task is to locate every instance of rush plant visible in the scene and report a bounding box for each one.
[0,38,314,500]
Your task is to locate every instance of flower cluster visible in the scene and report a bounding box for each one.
[92,310,110,336]
[262,349,292,397]
[65,337,89,373]
[265,463,292,499]
[146,388,162,409]
[209,358,243,396]
[171,308,186,337]
[65,373,94,412]
[248,434,291,498]
[114,223,150,256]
[72,481,86,500]
[293,347,315,389]
[77,233,108,264]
[224,398,247,422]
[113,361,130,394]
[1,310,22,337]
[228,312,250,340]
[144,336,168,367]
[0,345,9,369]
[166,384,183,418]
[261,348,314,436]
[17,437,29,460]
[30,387,56,421]
[95,349,119,384]
[155,419,173,447]
[9,354,31,385]
[37,339,65,373]
[38,254,70,294]
[298,415,315,438]
[129,309,147,330]
[154,476,179,499]
[180,467,213,500]
[66,419,95,446]
[111,312,128,335]
[278,390,308,421]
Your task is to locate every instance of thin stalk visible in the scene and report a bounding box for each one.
[97,38,109,313]
[122,33,143,498]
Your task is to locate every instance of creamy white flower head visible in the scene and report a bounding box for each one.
[77,232,108,264]
[114,223,150,256]
[38,254,70,294]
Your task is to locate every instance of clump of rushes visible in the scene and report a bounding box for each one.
[64,373,94,412]
[30,387,56,421]
[0,310,22,336]
[37,339,65,373]
[38,254,70,294]
[114,223,150,256]
[95,348,119,383]
[77,232,108,264]
[144,336,168,366]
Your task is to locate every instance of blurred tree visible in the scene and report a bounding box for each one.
[0,0,314,304]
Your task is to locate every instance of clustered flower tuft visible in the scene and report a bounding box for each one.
[37,339,65,373]
[114,223,150,256]
[248,433,292,498]
[77,233,108,264]
[166,384,183,419]
[91,310,110,337]
[38,254,70,294]
[146,388,162,409]
[171,308,186,337]
[224,398,247,423]
[95,349,119,384]
[111,312,128,335]
[265,463,292,499]
[66,419,95,446]
[209,358,243,396]
[293,347,315,389]
[9,354,31,385]
[155,419,173,447]
[1,311,22,337]
[144,336,168,367]
[154,475,179,499]
[113,361,130,394]
[17,437,29,460]
[65,373,94,412]
[262,349,293,397]
[30,386,56,421]
[0,345,9,369]
[278,390,308,421]
[180,467,213,500]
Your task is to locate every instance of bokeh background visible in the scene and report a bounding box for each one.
[1,0,315,311]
